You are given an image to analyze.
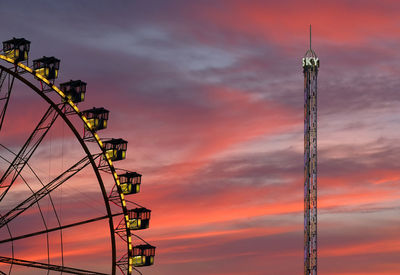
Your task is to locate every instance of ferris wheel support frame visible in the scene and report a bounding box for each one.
[0,46,148,273]
[0,62,122,274]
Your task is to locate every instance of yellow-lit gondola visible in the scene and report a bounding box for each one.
[119,172,141,195]
[60,80,86,103]
[103,138,127,161]
[33,56,60,80]
[2,37,30,62]
[82,107,109,131]
[128,208,150,230]
[131,244,155,267]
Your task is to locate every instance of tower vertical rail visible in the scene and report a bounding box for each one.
[303,26,319,275]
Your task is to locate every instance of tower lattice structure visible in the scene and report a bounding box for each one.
[303,26,319,275]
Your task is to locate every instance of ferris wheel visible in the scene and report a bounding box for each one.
[0,38,155,274]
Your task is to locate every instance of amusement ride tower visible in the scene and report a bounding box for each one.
[303,26,319,275]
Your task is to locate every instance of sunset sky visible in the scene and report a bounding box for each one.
[1,0,400,274]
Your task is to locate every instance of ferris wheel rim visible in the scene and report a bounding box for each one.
[0,50,147,274]
[0,61,126,274]
[0,63,118,274]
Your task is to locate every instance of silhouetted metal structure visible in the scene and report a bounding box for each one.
[303,26,319,275]
[0,36,154,275]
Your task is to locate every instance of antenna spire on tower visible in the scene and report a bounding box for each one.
[310,24,312,50]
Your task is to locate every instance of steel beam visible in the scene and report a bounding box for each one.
[0,256,108,275]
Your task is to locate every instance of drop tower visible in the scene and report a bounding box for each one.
[303,25,319,275]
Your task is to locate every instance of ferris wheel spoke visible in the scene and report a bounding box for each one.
[0,143,65,269]
[0,256,108,275]
[1,143,67,228]
[0,105,59,202]
[0,154,101,229]
[0,69,16,133]
[0,212,123,245]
